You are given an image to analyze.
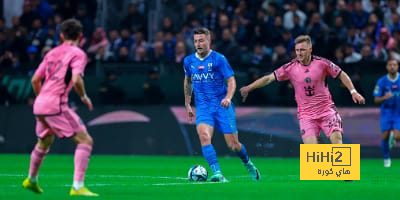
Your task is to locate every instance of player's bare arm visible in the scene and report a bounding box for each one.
[72,74,93,111]
[240,73,276,102]
[184,76,194,119]
[374,91,392,104]
[338,71,365,104]
[221,76,236,108]
[31,74,43,96]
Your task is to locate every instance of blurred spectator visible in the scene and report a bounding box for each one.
[291,14,306,38]
[19,1,41,31]
[24,45,40,75]
[370,0,384,23]
[120,3,146,34]
[174,41,186,64]
[202,4,218,31]
[384,0,400,27]
[143,67,165,105]
[242,67,268,105]
[215,28,241,64]
[31,0,54,23]
[133,46,149,62]
[98,71,126,105]
[149,40,166,63]
[336,0,352,27]
[375,27,395,61]
[106,29,120,60]
[87,27,110,60]
[344,43,362,63]
[306,12,329,56]
[250,43,270,68]
[283,1,307,30]
[360,44,376,62]
[350,0,369,30]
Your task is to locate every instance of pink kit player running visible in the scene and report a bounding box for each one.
[22,18,98,196]
[240,35,365,145]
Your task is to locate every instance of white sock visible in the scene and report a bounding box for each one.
[28,175,38,183]
[73,181,84,190]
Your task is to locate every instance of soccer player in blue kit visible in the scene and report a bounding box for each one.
[183,27,260,182]
[374,59,400,167]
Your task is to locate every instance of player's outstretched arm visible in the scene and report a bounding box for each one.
[338,71,365,104]
[72,74,93,111]
[184,76,194,121]
[240,73,276,102]
[31,74,43,96]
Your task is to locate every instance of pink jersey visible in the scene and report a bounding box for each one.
[33,43,87,115]
[274,56,342,119]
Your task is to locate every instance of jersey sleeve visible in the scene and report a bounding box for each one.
[70,51,88,75]
[373,79,384,97]
[218,55,234,79]
[326,61,342,78]
[183,57,191,77]
[274,63,290,81]
[34,59,47,78]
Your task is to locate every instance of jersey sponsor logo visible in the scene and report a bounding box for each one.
[192,73,215,82]
[198,65,205,69]
[304,85,315,96]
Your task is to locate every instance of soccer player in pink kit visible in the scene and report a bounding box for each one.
[240,35,365,145]
[22,19,98,196]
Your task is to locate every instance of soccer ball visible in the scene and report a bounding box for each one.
[188,165,208,182]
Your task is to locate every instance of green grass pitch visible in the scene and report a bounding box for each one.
[0,154,398,199]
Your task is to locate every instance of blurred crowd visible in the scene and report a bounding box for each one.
[1,0,400,105]
[1,0,400,76]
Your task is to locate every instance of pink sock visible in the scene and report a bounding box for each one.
[73,144,92,182]
[29,145,49,177]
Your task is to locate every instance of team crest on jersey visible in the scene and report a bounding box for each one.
[208,63,213,71]
[330,63,339,73]
[305,77,312,83]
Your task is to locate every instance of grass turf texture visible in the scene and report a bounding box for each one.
[0,154,398,199]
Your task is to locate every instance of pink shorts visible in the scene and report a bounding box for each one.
[299,112,343,140]
[36,107,86,138]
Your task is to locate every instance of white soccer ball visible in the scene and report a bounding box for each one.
[188,165,208,182]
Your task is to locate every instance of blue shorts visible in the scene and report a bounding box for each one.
[380,115,400,132]
[196,104,238,134]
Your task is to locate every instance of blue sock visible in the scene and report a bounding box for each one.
[236,143,250,164]
[201,144,221,174]
[381,140,390,159]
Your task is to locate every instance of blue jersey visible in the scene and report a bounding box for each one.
[373,73,400,116]
[183,50,234,107]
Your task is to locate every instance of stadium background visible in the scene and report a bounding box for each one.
[1,0,400,157]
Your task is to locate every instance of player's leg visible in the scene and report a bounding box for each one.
[217,105,260,181]
[54,108,98,196]
[380,117,392,167]
[197,123,226,182]
[70,129,98,196]
[224,133,260,181]
[381,130,391,167]
[23,116,55,194]
[319,112,343,144]
[300,118,319,144]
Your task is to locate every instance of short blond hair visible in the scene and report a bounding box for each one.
[294,35,312,46]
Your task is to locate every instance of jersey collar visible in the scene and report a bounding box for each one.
[195,50,212,61]
[387,72,399,82]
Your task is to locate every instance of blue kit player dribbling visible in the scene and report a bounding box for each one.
[183,27,260,182]
[374,59,400,167]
